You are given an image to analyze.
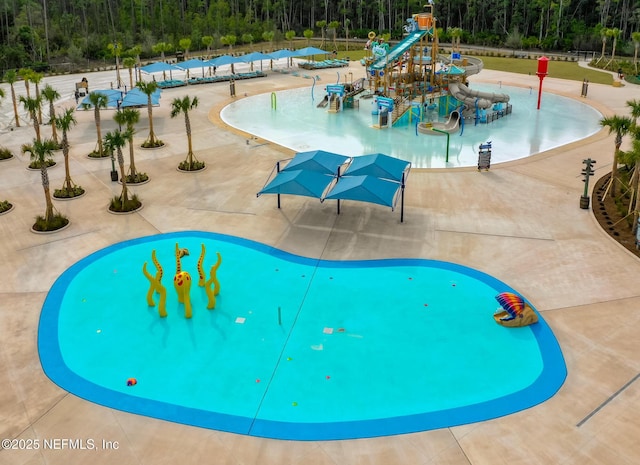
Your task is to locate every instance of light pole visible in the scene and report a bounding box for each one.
[110,99,122,182]
[114,41,123,89]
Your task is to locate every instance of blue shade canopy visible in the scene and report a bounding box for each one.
[207,55,245,67]
[79,89,123,108]
[258,170,334,198]
[121,88,161,107]
[140,62,179,74]
[343,153,411,182]
[324,175,401,208]
[269,49,298,59]
[240,52,273,62]
[293,46,330,56]
[175,58,208,70]
[283,150,349,175]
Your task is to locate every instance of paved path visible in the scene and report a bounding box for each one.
[1,62,640,465]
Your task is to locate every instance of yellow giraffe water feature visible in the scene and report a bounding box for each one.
[142,250,167,317]
[205,252,222,309]
[174,243,193,318]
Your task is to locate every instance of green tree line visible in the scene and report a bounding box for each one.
[1,0,638,72]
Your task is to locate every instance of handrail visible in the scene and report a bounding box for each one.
[432,128,450,163]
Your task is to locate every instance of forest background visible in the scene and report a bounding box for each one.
[0,0,638,73]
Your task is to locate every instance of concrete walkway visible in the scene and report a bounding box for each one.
[1,62,640,465]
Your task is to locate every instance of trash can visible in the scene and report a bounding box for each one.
[579,195,590,209]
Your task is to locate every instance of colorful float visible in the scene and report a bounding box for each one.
[493,292,538,327]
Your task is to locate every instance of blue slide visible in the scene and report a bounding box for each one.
[369,30,429,71]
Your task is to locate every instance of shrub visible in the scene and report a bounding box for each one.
[0,147,13,159]
[109,193,142,212]
[178,160,206,171]
[141,140,165,148]
[125,172,149,183]
[28,159,56,169]
[0,200,12,213]
[53,186,85,198]
[33,213,69,232]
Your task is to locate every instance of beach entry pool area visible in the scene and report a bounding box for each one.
[221,84,602,168]
[39,231,566,440]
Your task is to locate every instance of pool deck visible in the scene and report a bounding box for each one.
[1,62,640,465]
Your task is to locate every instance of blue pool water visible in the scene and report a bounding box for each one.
[39,231,566,440]
[221,84,602,168]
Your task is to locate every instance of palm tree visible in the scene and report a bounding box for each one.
[449,27,463,52]
[41,84,61,147]
[179,38,192,59]
[128,45,143,81]
[329,21,340,51]
[152,41,173,63]
[22,138,65,229]
[241,33,253,51]
[31,72,44,124]
[137,80,163,148]
[303,29,314,47]
[3,70,21,127]
[316,20,327,48]
[221,35,237,73]
[104,128,136,211]
[20,95,43,142]
[82,92,109,157]
[610,28,621,61]
[344,19,351,52]
[19,68,33,98]
[123,57,137,89]
[599,28,609,62]
[600,115,634,197]
[53,108,83,199]
[107,41,123,88]
[0,88,12,160]
[285,31,295,51]
[633,32,640,74]
[202,35,214,57]
[114,107,145,183]
[171,95,202,171]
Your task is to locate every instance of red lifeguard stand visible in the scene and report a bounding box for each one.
[536,56,549,110]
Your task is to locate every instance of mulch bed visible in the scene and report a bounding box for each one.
[592,172,640,258]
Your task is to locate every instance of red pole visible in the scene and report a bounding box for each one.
[536,56,549,110]
[537,75,544,110]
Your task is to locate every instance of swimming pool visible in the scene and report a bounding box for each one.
[221,84,602,168]
[39,231,566,440]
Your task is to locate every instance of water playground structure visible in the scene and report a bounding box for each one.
[334,4,512,134]
[142,243,222,318]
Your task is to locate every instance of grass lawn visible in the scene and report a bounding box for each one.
[476,56,613,85]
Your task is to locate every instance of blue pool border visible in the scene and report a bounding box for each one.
[38,230,567,441]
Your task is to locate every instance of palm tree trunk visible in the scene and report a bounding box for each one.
[147,98,156,145]
[49,102,59,145]
[185,113,193,167]
[11,85,20,127]
[612,145,621,196]
[117,148,129,209]
[95,108,103,155]
[32,111,41,142]
[41,165,54,222]
[128,135,137,179]
[62,134,72,192]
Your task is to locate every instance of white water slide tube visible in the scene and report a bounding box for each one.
[448,82,510,109]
